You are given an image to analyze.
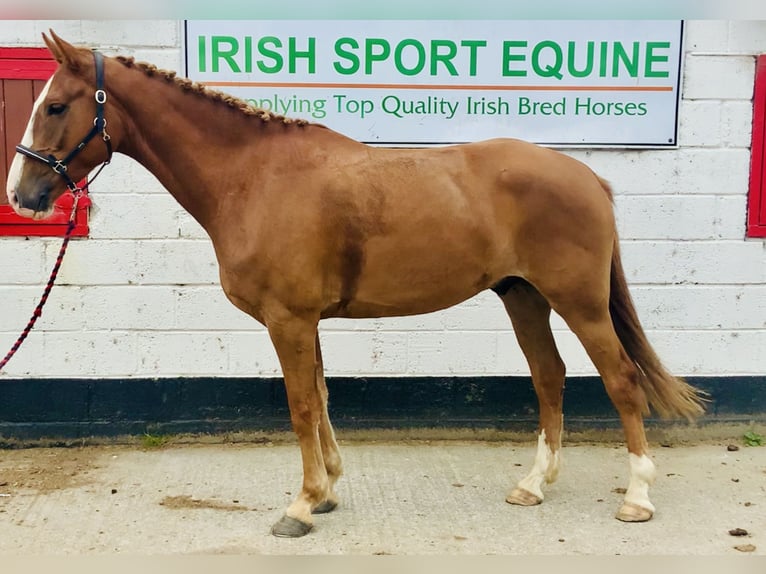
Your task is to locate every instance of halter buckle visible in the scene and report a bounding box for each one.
[52,160,68,174]
[95,89,107,104]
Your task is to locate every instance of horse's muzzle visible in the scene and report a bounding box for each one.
[13,185,53,217]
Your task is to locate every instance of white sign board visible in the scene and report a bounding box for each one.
[184,20,683,148]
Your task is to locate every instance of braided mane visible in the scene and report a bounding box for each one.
[115,55,310,127]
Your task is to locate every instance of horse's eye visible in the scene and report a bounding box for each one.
[47,103,67,116]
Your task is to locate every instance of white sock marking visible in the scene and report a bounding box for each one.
[516,430,561,500]
[624,453,657,512]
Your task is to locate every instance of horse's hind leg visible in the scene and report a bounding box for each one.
[496,278,566,506]
[552,296,657,522]
[312,333,343,514]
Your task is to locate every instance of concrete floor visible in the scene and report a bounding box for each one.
[0,439,764,555]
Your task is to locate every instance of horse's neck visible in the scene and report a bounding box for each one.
[110,64,274,232]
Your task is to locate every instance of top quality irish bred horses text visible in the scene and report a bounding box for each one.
[7,32,706,537]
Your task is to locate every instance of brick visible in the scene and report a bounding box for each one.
[0,286,85,332]
[126,49,184,74]
[95,155,167,195]
[0,21,39,44]
[0,240,46,285]
[134,240,220,285]
[500,329,766,378]
[581,148,751,196]
[177,213,208,240]
[321,331,408,375]
[630,286,766,330]
[683,20,729,53]
[82,286,176,330]
[442,293,514,331]
[676,150,751,195]
[355,313,445,332]
[0,286,48,331]
[226,332,281,376]
[0,331,45,377]
[711,196,750,239]
[320,317,383,331]
[615,195,748,240]
[727,21,766,54]
[407,331,498,375]
[78,21,179,48]
[173,287,259,331]
[137,332,228,376]
[48,240,137,286]
[721,101,754,147]
[88,194,185,240]
[650,330,766,375]
[678,100,722,147]
[0,22,178,50]
[539,286,766,332]
[41,331,138,377]
[683,55,755,99]
[621,241,766,284]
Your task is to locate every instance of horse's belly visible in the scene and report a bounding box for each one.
[330,254,511,319]
[332,290,480,319]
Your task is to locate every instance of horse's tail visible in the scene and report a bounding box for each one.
[598,176,707,420]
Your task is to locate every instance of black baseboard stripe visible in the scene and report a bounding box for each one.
[0,376,764,441]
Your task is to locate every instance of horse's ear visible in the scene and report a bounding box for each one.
[42,32,62,62]
[42,29,84,71]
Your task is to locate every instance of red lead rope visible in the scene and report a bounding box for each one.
[0,193,81,373]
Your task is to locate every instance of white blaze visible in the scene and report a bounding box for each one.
[6,77,54,212]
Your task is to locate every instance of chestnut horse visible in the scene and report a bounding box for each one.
[7,32,705,537]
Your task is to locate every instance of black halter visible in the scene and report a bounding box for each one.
[15,50,113,194]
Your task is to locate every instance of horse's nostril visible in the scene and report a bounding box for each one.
[36,188,50,212]
[10,191,18,205]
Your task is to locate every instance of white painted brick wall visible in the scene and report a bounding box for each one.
[1,20,765,380]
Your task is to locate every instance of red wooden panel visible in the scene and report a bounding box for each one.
[0,48,52,61]
[0,79,6,203]
[2,78,34,197]
[0,48,89,236]
[0,48,57,81]
[757,57,766,228]
[0,203,90,237]
[3,79,34,153]
[747,55,766,238]
[0,59,58,79]
[33,78,47,98]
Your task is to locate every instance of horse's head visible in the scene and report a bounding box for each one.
[6,30,118,219]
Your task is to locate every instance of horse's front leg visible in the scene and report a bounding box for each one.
[313,333,343,514]
[267,314,330,537]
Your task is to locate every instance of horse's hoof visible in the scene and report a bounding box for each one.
[312,500,338,514]
[615,502,653,522]
[271,515,313,538]
[506,487,542,506]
